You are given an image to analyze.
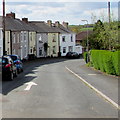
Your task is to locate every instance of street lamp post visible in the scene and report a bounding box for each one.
[81,20,89,63]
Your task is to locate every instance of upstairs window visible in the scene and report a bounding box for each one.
[71,35,73,42]
[13,33,16,43]
[62,36,65,42]
[24,33,27,42]
[53,34,56,42]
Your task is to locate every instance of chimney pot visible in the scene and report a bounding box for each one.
[22,18,28,23]
[62,21,69,29]
[55,21,60,27]
[6,12,15,19]
[47,20,52,27]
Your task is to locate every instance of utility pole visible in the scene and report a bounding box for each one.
[81,20,89,63]
[108,1,111,23]
[108,1,111,50]
[3,0,6,55]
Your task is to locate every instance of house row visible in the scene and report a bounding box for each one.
[0,12,76,59]
[0,17,3,57]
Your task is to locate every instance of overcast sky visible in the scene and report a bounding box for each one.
[0,0,119,25]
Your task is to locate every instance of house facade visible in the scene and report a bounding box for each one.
[4,13,36,60]
[54,21,76,56]
[22,18,37,58]
[5,30,11,55]
[47,32,59,57]
[29,21,48,58]
[2,12,77,59]
[0,28,3,57]
[59,33,75,56]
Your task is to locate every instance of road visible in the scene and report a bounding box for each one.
[1,58,119,118]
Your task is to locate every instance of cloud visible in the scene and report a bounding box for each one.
[0,1,118,25]
[3,0,120,2]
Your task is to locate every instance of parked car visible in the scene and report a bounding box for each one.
[7,55,23,73]
[2,56,17,80]
[66,52,80,58]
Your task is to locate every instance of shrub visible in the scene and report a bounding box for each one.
[90,50,120,76]
[83,52,88,63]
[112,51,120,76]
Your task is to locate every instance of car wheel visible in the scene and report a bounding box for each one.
[9,72,14,81]
[21,69,23,72]
[14,70,17,77]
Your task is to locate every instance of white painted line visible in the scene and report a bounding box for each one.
[25,73,37,77]
[88,74,96,76]
[24,82,37,91]
[65,66,120,110]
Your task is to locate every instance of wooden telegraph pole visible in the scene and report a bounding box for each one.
[108,1,111,50]
[3,0,6,55]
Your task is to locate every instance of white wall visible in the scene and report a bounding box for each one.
[0,28,3,57]
[36,33,48,58]
[60,33,76,56]
[20,31,29,60]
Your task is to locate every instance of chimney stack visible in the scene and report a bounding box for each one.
[55,21,60,27]
[22,18,28,23]
[6,12,15,19]
[62,21,68,29]
[47,20,52,27]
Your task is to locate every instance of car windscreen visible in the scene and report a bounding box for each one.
[2,58,8,64]
[0,58,2,63]
[10,56,17,61]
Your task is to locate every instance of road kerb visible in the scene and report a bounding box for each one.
[65,66,119,110]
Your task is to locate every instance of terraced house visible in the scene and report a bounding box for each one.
[29,21,49,58]
[0,17,3,57]
[1,12,76,59]
[2,12,36,60]
[54,21,76,56]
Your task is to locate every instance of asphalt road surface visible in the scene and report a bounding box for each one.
[1,58,119,118]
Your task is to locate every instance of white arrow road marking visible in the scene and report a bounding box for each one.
[24,82,37,91]
[65,66,120,110]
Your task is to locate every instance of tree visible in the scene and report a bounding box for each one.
[85,20,119,50]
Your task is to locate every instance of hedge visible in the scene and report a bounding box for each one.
[83,52,88,63]
[89,50,120,76]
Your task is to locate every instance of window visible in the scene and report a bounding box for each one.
[21,32,23,42]
[30,33,32,41]
[39,35,42,43]
[0,31,1,39]
[18,34,20,43]
[30,48,33,54]
[13,33,15,43]
[53,34,56,42]
[39,48,42,56]
[63,47,66,53]
[13,49,15,54]
[62,36,65,42]
[24,46,27,57]
[71,35,73,42]
[68,46,73,52]
[0,47,1,56]
[53,46,56,54]
[24,33,27,42]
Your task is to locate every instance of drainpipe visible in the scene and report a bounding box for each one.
[10,30,12,54]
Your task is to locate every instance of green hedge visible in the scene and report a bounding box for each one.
[90,50,120,76]
[83,52,88,63]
